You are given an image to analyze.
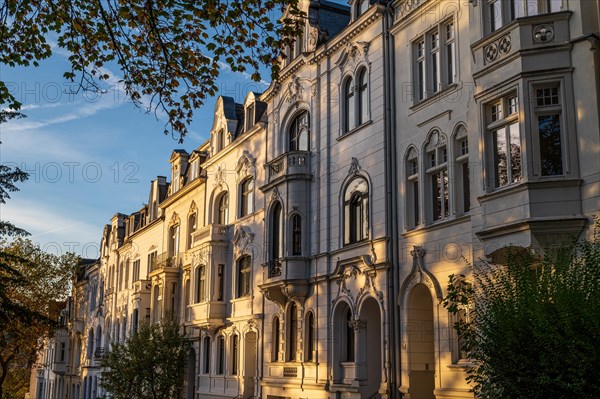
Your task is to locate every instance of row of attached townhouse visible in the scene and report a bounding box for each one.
[30,0,599,398]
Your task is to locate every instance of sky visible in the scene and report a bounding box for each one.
[0,40,270,259]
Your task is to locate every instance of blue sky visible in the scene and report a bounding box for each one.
[0,42,270,259]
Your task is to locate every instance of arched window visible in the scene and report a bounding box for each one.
[291,214,302,256]
[237,256,251,298]
[239,177,254,217]
[357,68,368,125]
[289,111,309,151]
[168,224,180,258]
[454,125,470,215]
[344,177,369,245]
[216,336,225,375]
[344,308,354,361]
[271,202,282,260]
[187,213,197,249]
[230,335,238,375]
[425,130,449,222]
[343,77,355,133]
[272,316,280,362]
[406,147,420,229]
[216,129,226,151]
[87,329,94,359]
[202,336,211,374]
[305,311,315,362]
[357,0,369,17]
[95,326,102,354]
[217,192,229,225]
[196,265,206,303]
[288,303,298,361]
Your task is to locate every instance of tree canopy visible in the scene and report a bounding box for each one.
[0,238,79,398]
[443,225,600,398]
[101,316,190,399]
[0,0,303,141]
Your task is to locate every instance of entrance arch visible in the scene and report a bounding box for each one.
[358,296,382,398]
[243,331,257,398]
[407,283,435,399]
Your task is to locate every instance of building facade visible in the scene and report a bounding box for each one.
[30,0,599,398]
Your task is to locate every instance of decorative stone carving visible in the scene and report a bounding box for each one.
[232,226,254,256]
[533,24,555,44]
[335,41,371,75]
[348,319,367,330]
[235,151,256,182]
[425,129,447,151]
[214,165,226,187]
[348,157,361,177]
[399,245,444,304]
[286,76,303,105]
[484,34,512,65]
[271,186,281,202]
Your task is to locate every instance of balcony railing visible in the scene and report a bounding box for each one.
[268,258,282,278]
[150,252,182,273]
[94,347,109,360]
[192,224,229,245]
[266,151,311,184]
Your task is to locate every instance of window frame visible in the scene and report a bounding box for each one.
[272,316,280,362]
[216,335,225,375]
[343,177,369,245]
[304,311,315,362]
[413,19,456,103]
[291,214,302,256]
[453,125,471,215]
[288,111,309,152]
[486,92,522,190]
[202,336,211,374]
[216,192,229,225]
[424,130,449,223]
[239,177,254,217]
[196,265,206,303]
[237,256,251,298]
[532,83,565,177]
[287,302,298,361]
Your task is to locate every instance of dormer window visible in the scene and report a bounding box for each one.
[216,129,226,152]
[245,103,255,131]
[190,160,199,180]
[356,0,369,18]
[172,166,179,193]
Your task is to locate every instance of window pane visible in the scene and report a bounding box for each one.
[490,0,502,32]
[418,60,425,100]
[462,162,471,212]
[509,122,522,183]
[549,0,562,12]
[525,0,539,15]
[493,129,508,187]
[511,0,525,19]
[538,114,563,175]
[432,172,442,220]
[413,180,420,226]
[359,70,368,124]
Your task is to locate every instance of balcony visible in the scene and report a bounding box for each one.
[132,279,151,294]
[192,224,230,246]
[187,301,226,327]
[51,361,67,375]
[149,252,182,275]
[264,151,312,186]
[266,257,309,281]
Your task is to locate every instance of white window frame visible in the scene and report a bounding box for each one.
[413,19,457,102]
[486,92,522,189]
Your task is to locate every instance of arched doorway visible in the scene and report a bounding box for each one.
[186,348,196,399]
[407,283,435,399]
[358,297,382,398]
[243,331,257,398]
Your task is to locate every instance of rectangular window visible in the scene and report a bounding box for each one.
[231,335,238,375]
[535,85,563,176]
[147,251,157,276]
[492,0,562,32]
[197,266,206,303]
[133,260,140,282]
[414,20,456,102]
[217,337,225,375]
[203,338,211,374]
[446,23,456,85]
[217,264,224,301]
[488,94,522,189]
[60,342,66,362]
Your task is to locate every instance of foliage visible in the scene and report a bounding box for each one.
[0,0,303,141]
[0,239,79,399]
[443,224,600,398]
[101,316,190,399]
